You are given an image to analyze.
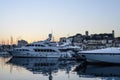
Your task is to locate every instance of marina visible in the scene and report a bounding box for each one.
[1,33,120,64]
[1,0,120,79]
[0,34,120,80]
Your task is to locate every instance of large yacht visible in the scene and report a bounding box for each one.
[78,47,120,63]
[10,34,79,58]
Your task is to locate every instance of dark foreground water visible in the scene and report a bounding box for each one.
[0,54,120,80]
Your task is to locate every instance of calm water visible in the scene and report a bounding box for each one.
[0,54,120,80]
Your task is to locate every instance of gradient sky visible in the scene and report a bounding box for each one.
[0,0,120,44]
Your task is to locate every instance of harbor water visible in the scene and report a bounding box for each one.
[0,53,120,80]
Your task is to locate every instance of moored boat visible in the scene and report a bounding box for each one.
[10,34,80,58]
[78,47,120,63]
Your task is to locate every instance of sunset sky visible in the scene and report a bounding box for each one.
[0,0,120,44]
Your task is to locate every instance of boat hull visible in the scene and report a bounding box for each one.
[79,53,120,63]
[11,51,61,58]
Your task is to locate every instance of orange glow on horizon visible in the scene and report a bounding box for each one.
[0,36,60,45]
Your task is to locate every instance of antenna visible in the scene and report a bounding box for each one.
[10,36,13,45]
[51,29,54,42]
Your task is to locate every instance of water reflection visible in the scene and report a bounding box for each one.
[0,54,120,80]
[7,57,77,80]
[74,62,120,80]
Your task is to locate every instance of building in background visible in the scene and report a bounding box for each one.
[115,37,120,47]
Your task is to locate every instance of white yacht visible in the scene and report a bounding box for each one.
[10,34,63,58]
[10,34,77,58]
[78,47,120,63]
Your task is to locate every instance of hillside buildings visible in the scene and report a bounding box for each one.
[59,30,120,50]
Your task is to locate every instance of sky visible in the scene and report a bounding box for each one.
[0,0,120,44]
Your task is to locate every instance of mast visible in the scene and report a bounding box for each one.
[10,36,13,45]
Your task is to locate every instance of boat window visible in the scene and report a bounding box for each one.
[27,44,33,46]
[35,44,38,47]
[34,49,37,52]
[41,45,45,47]
[18,49,29,51]
[26,44,45,47]
[16,49,19,51]
[34,49,56,52]
[26,45,30,46]
[33,44,45,47]
[25,49,29,51]
[38,45,40,47]
[50,49,55,52]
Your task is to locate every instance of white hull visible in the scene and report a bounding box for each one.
[80,53,120,63]
[11,51,61,58]
[78,47,120,63]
